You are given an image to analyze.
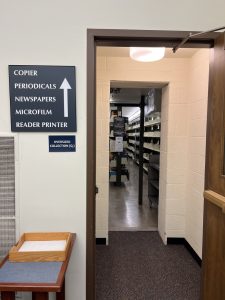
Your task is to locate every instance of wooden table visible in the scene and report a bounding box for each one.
[0,234,75,300]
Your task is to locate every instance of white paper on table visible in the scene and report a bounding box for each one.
[18,240,67,252]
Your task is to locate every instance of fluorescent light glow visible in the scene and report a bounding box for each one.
[130,47,165,62]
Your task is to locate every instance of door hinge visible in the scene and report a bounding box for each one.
[95,186,99,194]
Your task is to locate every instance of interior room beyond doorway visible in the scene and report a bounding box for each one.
[96,46,210,258]
[109,89,162,231]
[109,153,158,231]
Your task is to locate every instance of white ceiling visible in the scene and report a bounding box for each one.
[97,47,198,58]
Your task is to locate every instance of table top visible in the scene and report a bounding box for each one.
[0,233,75,292]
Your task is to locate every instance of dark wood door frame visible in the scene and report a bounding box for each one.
[201,33,225,300]
[86,28,220,300]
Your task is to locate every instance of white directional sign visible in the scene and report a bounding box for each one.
[9,65,76,132]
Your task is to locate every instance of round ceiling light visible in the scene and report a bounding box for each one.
[130,47,165,62]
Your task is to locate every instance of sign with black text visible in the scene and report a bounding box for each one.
[9,65,76,132]
[113,117,125,137]
[49,136,76,152]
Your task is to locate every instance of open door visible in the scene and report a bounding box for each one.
[202,32,225,299]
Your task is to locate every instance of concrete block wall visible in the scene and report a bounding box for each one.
[185,49,210,258]
[159,76,189,242]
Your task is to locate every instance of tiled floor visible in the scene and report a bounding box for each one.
[109,159,158,231]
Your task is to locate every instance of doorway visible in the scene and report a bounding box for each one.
[87,29,220,300]
[108,87,161,232]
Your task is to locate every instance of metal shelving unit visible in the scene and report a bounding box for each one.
[144,112,161,208]
[127,117,140,165]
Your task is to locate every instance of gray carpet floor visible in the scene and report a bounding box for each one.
[96,232,201,300]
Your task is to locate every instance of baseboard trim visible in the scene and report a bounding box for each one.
[183,240,202,266]
[167,238,185,244]
[96,238,107,245]
[167,238,202,267]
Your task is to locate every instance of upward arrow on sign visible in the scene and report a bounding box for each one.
[60,78,72,118]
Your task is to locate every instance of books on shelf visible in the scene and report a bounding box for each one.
[127,145,135,152]
[143,153,150,161]
[144,142,160,152]
[144,131,161,138]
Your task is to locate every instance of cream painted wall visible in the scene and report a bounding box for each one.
[0,1,224,299]
[185,49,210,258]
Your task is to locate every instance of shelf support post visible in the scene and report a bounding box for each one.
[138,96,145,205]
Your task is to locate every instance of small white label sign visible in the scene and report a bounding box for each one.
[115,137,123,152]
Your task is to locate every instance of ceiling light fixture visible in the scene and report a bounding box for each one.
[130,47,165,62]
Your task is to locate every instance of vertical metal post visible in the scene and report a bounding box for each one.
[138,96,145,205]
[116,153,122,185]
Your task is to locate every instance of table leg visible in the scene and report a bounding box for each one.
[1,292,15,300]
[56,280,65,300]
[32,292,49,300]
